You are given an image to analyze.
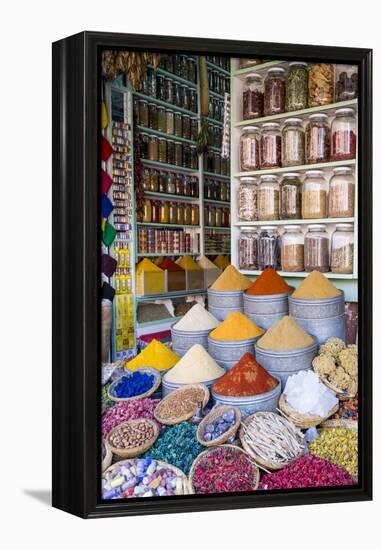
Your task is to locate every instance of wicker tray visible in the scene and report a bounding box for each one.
[316,373,357,401]
[154,384,210,425]
[319,418,358,430]
[188,444,260,495]
[102,440,112,472]
[108,367,161,403]
[239,412,304,470]
[106,418,160,459]
[278,393,339,429]
[196,405,241,447]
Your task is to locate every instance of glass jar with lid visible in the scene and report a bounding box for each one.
[143,168,151,191]
[222,208,230,227]
[260,123,282,169]
[208,207,216,227]
[190,146,198,169]
[221,157,228,176]
[184,204,192,225]
[165,109,174,134]
[159,201,169,224]
[242,73,264,120]
[331,223,354,274]
[143,199,152,223]
[166,173,176,194]
[258,226,280,270]
[158,172,167,193]
[281,225,304,272]
[173,82,181,107]
[264,67,286,116]
[191,118,198,140]
[285,62,308,111]
[181,86,189,110]
[240,126,260,171]
[308,63,334,107]
[215,207,222,227]
[174,142,183,167]
[258,175,280,221]
[306,113,330,164]
[174,113,182,137]
[335,65,358,102]
[189,89,197,112]
[182,115,191,139]
[175,174,184,196]
[238,229,259,270]
[281,118,305,167]
[302,170,328,219]
[148,103,158,130]
[165,78,174,103]
[280,173,302,219]
[328,167,355,218]
[331,108,357,161]
[220,182,228,202]
[177,203,185,225]
[167,140,175,164]
[156,75,166,101]
[238,176,258,221]
[191,205,199,226]
[158,138,167,163]
[138,100,149,127]
[157,106,166,133]
[149,170,159,192]
[183,145,191,168]
[151,200,160,223]
[304,224,330,272]
[213,152,221,174]
[141,133,149,159]
[148,136,159,161]
[169,202,178,224]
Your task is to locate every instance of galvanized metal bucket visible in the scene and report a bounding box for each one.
[207,289,244,321]
[289,292,345,345]
[243,291,290,330]
[207,336,260,371]
[162,376,221,399]
[171,324,212,356]
[255,340,318,389]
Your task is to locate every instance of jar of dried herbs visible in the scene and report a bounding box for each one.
[240,126,260,171]
[148,136,159,161]
[148,103,158,130]
[331,108,357,161]
[306,113,330,164]
[304,224,330,272]
[264,67,286,116]
[281,225,304,272]
[260,123,282,169]
[166,109,174,134]
[335,65,358,102]
[308,63,334,107]
[280,173,302,219]
[239,228,259,270]
[328,167,355,218]
[286,62,308,111]
[174,113,182,137]
[258,226,281,270]
[157,106,166,133]
[242,73,264,120]
[182,115,191,139]
[258,175,280,221]
[281,118,305,167]
[238,176,258,221]
[138,100,149,127]
[167,140,175,165]
[158,138,167,163]
[302,170,328,219]
[331,223,354,274]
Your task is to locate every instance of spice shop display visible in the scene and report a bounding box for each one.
[154,384,209,425]
[279,173,302,219]
[209,312,264,341]
[308,63,334,107]
[281,225,304,272]
[242,73,264,120]
[258,226,280,270]
[163,344,224,385]
[257,316,315,351]
[328,167,355,218]
[331,223,354,274]
[257,175,280,221]
[238,228,259,270]
[260,123,281,169]
[313,337,358,396]
[305,113,331,164]
[264,67,286,116]
[197,406,241,446]
[281,118,305,167]
[285,62,308,111]
[292,270,341,300]
[309,427,358,478]
[238,176,258,221]
[302,170,328,220]
[126,339,180,371]
[331,108,357,161]
[107,419,160,458]
[246,268,291,296]
[304,225,330,273]
[240,127,260,171]
[210,265,251,291]
[108,368,161,402]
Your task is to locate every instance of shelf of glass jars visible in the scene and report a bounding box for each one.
[204,199,230,207]
[209,89,226,100]
[204,226,231,231]
[134,92,197,117]
[147,65,197,89]
[234,158,356,178]
[234,99,358,127]
[136,252,198,257]
[233,61,282,77]
[239,269,356,280]
[141,159,199,174]
[137,289,207,301]
[235,217,355,227]
[144,191,199,202]
[137,125,196,145]
[203,171,230,180]
[206,60,230,76]
[205,116,224,127]
[137,222,200,229]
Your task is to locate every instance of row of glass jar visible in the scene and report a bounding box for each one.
[159,55,197,83]
[142,199,199,225]
[138,228,199,255]
[206,56,230,71]
[240,109,356,171]
[204,179,230,202]
[141,70,198,112]
[141,135,199,169]
[137,100,199,139]
[242,63,357,120]
[143,169,199,197]
[238,168,355,222]
[208,70,230,96]
[204,205,230,228]
[208,97,225,122]
[205,151,230,176]
[238,223,354,274]
[208,123,223,149]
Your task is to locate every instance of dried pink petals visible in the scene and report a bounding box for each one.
[102,398,161,437]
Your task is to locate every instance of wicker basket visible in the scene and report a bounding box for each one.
[102,440,112,472]
[108,367,161,403]
[239,412,304,470]
[154,384,210,425]
[319,418,358,430]
[188,444,260,495]
[196,406,241,447]
[316,373,357,401]
[106,418,160,458]
[103,459,189,496]
[278,393,339,429]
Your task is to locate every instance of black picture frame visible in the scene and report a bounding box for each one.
[52,31,372,519]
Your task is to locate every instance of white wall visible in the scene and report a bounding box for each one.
[0,0,379,547]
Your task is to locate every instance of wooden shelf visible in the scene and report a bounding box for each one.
[235,218,355,227]
[234,159,356,178]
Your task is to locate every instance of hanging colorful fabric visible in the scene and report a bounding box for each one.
[102,281,115,302]
[102,221,117,246]
[102,254,118,277]
[101,169,112,194]
[101,136,113,161]
[101,101,109,129]
[101,195,114,218]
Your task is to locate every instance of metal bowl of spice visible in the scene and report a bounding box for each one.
[154,384,210,425]
[106,418,160,458]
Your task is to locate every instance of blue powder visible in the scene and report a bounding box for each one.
[113,372,154,398]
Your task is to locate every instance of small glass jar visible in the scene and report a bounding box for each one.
[143,168,151,191]
[308,63,334,107]
[183,176,191,196]
[183,145,191,168]
[165,78,174,104]
[182,115,191,139]
[147,68,156,97]
[190,146,198,169]
[164,109,173,134]
[222,208,229,227]
[156,75,166,101]
[238,176,258,221]
[208,207,216,227]
[191,176,199,197]
[221,157,228,176]
[169,202,178,224]
[306,113,330,164]
[143,199,152,222]
[158,172,167,193]
[335,65,358,102]
[166,173,176,194]
[167,140,175,164]
[302,170,327,219]
[240,126,260,171]
[281,225,304,272]
[187,57,197,82]
[173,82,181,106]
[175,174,184,195]
[286,62,308,111]
[220,182,228,202]
[280,173,302,219]
[181,85,189,110]
[148,136,159,161]
[141,133,149,159]
[215,207,222,227]
[328,167,355,218]
[258,175,280,221]
[174,113,182,137]
[242,73,264,120]
[158,138,167,163]
[260,123,282,169]
[165,55,174,74]
[177,203,185,225]
[281,118,305,167]
[138,100,149,127]
[258,226,280,270]
[331,108,357,161]
[174,142,183,166]
[151,200,160,223]
[304,224,330,272]
[238,229,259,270]
[191,118,198,140]
[331,223,354,274]
[191,205,199,225]
[189,89,197,112]
[160,201,169,224]
[213,152,221,174]
[264,67,286,116]
[149,170,159,192]
[157,106,166,133]
[148,103,158,130]
[184,204,192,225]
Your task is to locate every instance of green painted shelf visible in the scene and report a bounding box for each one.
[145,191,199,202]
[141,159,199,174]
[137,289,207,302]
[205,116,223,127]
[204,199,230,206]
[239,269,357,280]
[137,125,196,145]
[204,171,230,181]
[205,226,231,231]
[134,92,197,117]
[137,316,182,329]
[206,60,230,76]
[149,66,197,89]
[233,61,283,77]
[137,252,198,257]
[234,159,356,178]
[235,217,355,227]
[137,222,200,229]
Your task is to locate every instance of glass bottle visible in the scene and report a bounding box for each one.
[264,67,286,116]
[238,176,258,221]
[240,126,260,171]
[239,229,259,270]
[331,223,354,274]
[331,108,357,161]
[257,175,280,221]
[328,167,355,218]
[281,225,304,272]
[285,62,308,111]
[258,226,280,270]
[280,173,302,220]
[302,170,328,219]
[242,73,264,120]
[308,63,334,107]
[306,113,330,164]
[281,118,305,167]
[260,123,281,169]
[304,224,330,272]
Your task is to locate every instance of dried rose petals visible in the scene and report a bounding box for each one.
[102,398,161,437]
[259,454,355,490]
